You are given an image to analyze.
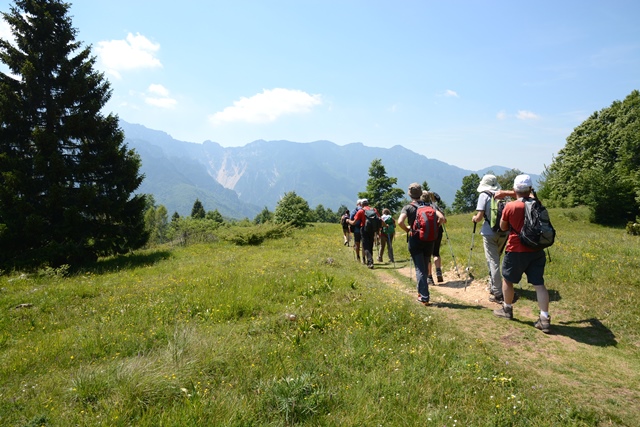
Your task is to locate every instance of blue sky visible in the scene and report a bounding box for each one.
[2,0,639,175]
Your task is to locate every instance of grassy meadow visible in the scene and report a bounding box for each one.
[0,206,639,426]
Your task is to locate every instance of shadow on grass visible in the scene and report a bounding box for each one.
[432,301,486,310]
[510,317,617,347]
[77,250,173,275]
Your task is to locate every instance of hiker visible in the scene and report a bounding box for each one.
[426,191,447,283]
[493,174,552,333]
[341,209,351,246]
[378,208,395,263]
[349,199,381,269]
[472,174,510,303]
[397,183,445,305]
[349,200,363,262]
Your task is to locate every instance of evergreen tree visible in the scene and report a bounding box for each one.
[358,159,404,214]
[191,199,205,219]
[0,0,147,268]
[452,173,480,213]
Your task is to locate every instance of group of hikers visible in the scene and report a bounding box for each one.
[339,174,553,334]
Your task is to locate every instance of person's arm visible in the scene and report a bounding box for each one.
[495,190,516,199]
[397,212,409,233]
[472,210,484,223]
[499,218,509,232]
[436,210,446,225]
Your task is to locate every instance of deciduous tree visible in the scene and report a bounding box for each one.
[274,191,311,228]
[452,173,480,214]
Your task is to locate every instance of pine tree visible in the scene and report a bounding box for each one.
[0,0,147,268]
[358,159,404,214]
[191,199,206,219]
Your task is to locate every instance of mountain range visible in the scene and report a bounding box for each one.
[120,120,540,219]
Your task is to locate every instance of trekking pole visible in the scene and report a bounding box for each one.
[407,232,413,282]
[464,222,477,291]
[442,224,460,277]
[386,233,395,268]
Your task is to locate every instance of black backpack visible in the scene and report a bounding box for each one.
[519,196,556,250]
[363,208,381,234]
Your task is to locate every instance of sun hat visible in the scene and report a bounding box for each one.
[513,174,532,192]
[361,198,369,206]
[408,182,422,199]
[477,174,501,192]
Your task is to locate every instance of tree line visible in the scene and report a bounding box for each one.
[2,0,636,271]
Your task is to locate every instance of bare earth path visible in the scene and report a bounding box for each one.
[370,261,640,426]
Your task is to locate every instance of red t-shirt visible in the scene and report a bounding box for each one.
[502,200,536,253]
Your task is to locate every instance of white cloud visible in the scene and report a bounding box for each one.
[516,110,541,120]
[144,84,176,109]
[442,89,459,98]
[496,110,507,120]
[209,88,322,125]
[95,33,162,78]
[148,84,169,96]
[145,96,177,108]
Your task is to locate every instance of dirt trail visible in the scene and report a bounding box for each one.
[371,262,640,424]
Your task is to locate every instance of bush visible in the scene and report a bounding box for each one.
[626,222,640,236]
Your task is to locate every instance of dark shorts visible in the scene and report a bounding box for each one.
[502,251,546,285]
[353,231,361,243]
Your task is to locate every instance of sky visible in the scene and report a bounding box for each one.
[1,0,639,175]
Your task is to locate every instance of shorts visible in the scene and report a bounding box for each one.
[353,231,361,243]
[502,251,546,286]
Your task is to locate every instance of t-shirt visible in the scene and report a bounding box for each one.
[502,199,537,253]
[475,191,505,236]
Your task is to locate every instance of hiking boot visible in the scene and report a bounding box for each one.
[493,305,513,320]
[377,256,383,262]
[427,275,435,286]
[367,262,374,269]
[436,269,444,282]
[490,292,519,304]
[416,297,430,306]
[534,315,551,333]
[489,294,504,304]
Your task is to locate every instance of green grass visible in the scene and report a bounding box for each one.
[1,208,639,426]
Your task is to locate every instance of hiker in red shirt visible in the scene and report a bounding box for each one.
[493,174,551,333]
[350,199,380,269]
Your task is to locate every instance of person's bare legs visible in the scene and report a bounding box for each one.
[534,285,549,312]
[502,278,515,304]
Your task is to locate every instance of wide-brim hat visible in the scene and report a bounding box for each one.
[477,174,500,192]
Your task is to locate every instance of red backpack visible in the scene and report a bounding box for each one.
[411,202,438,241]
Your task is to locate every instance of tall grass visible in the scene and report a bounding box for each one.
[1,208,638,426]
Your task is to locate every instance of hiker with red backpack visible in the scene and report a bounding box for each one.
[349,199,381,269]
[397,183,445,305]
[423,191,447,284]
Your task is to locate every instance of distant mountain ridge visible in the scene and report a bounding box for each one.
[120,121,540,218]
